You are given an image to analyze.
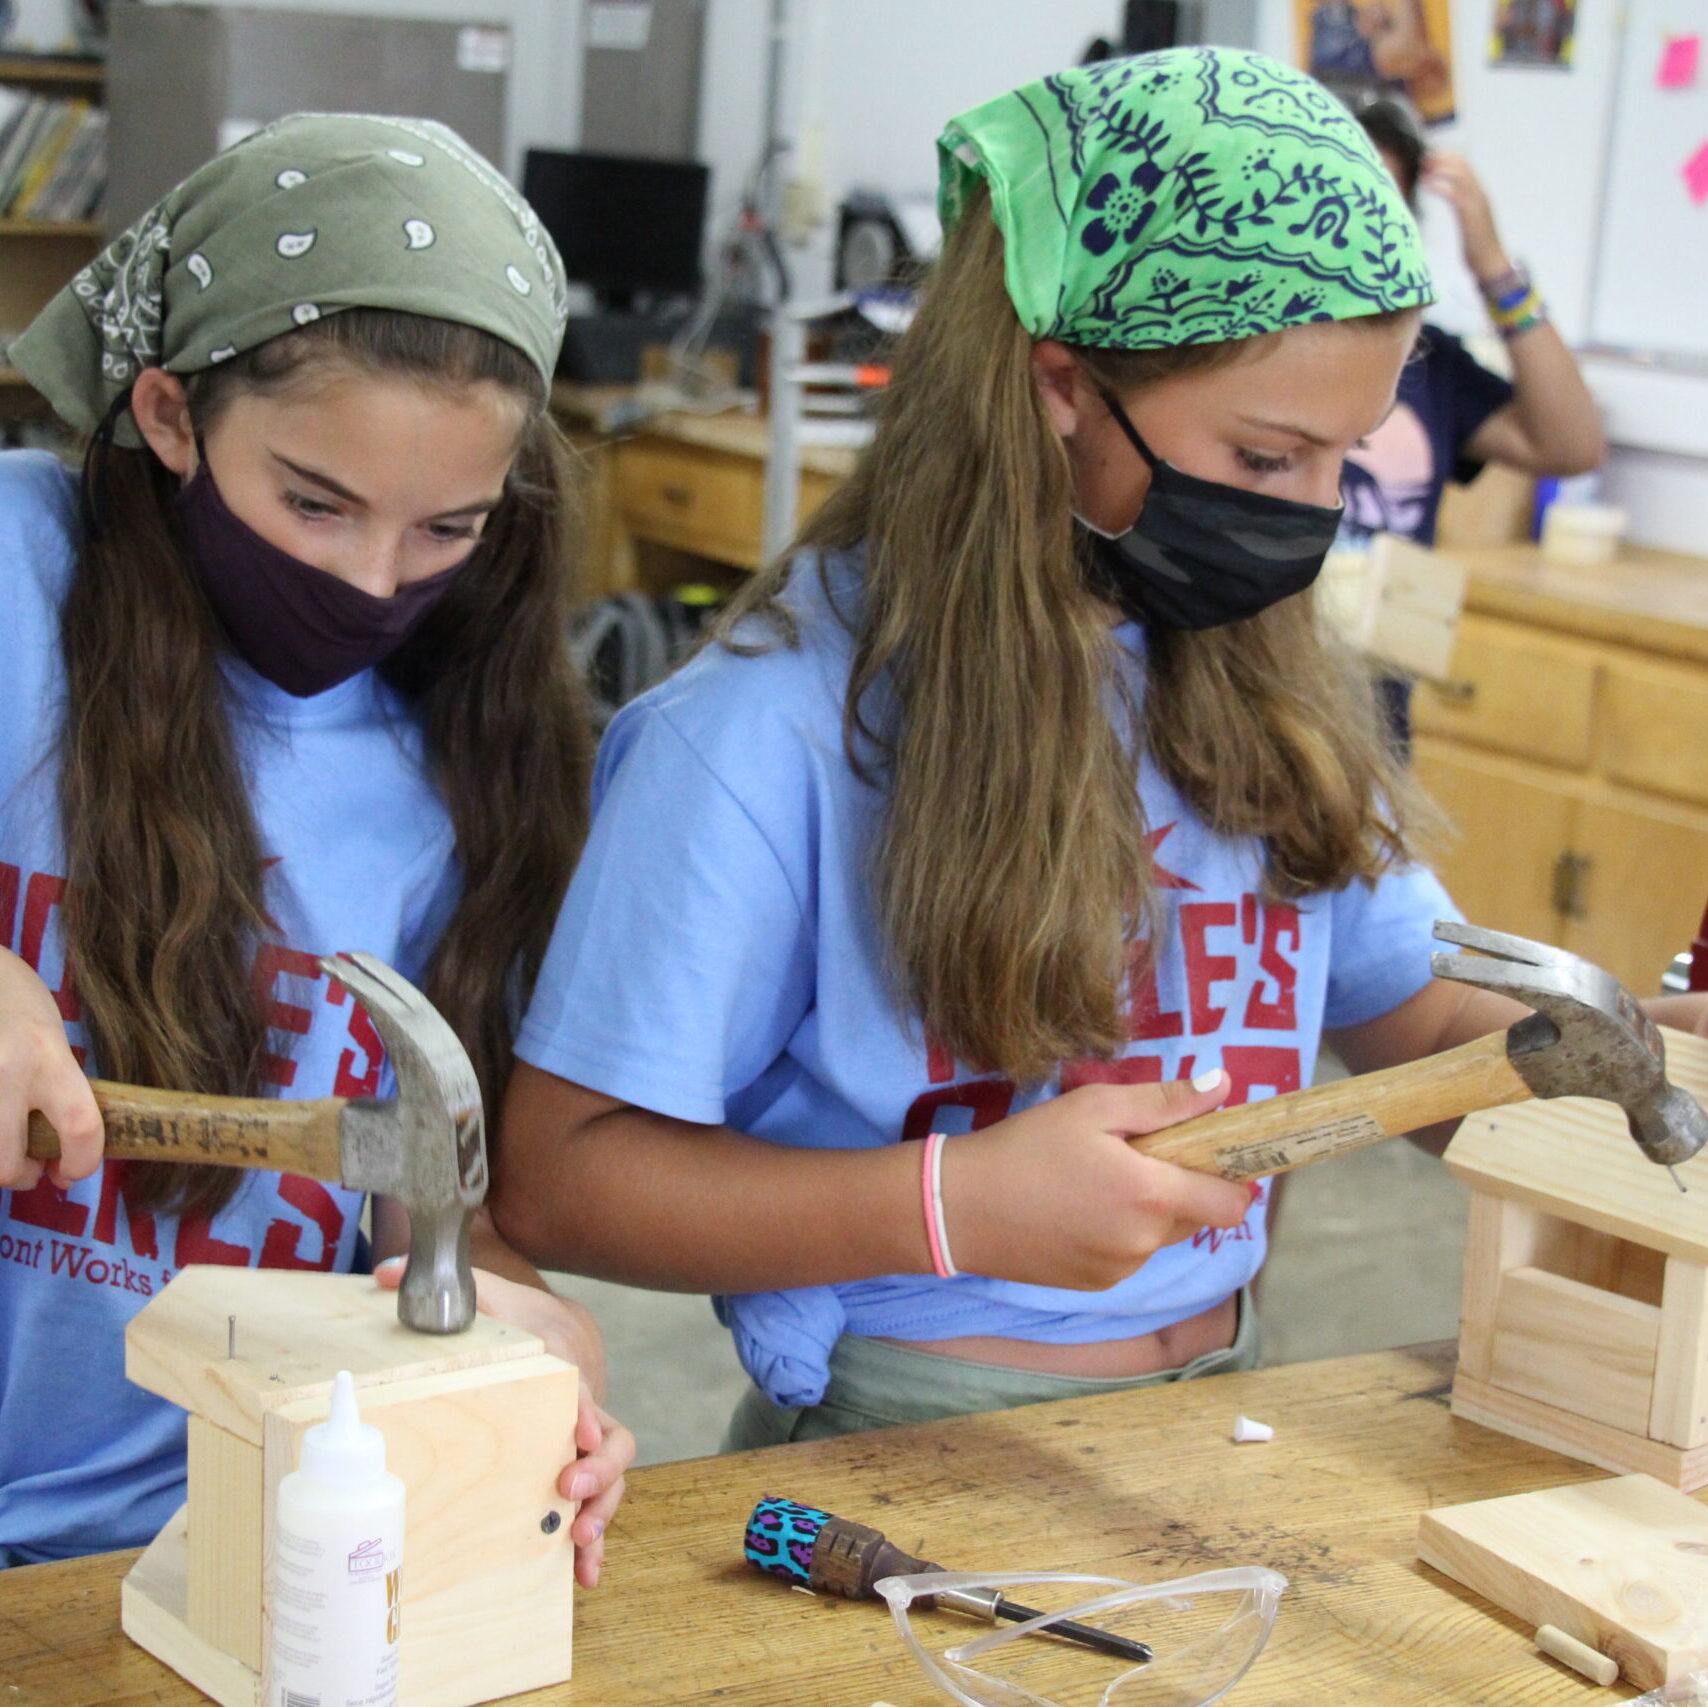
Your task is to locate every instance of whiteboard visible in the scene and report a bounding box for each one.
[1589,0,1708,362]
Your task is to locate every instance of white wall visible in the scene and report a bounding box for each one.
[1426,0,1708,552]
[699,0,1127,300]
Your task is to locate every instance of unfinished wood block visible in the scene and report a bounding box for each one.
[121,1268,577,1707]
[185,1419,264,1672]
[126,1263,540,1444]
[122,1508,260,1707]
[1452,1369,1708,1491]
[265,1354,577,1707]
[1651,1259,1708,1449]
[1457,1194,1546,1381]
[1418,1474,1708,1690]
[1488,1266,1661,1434]
[1443,1029,1708,1268]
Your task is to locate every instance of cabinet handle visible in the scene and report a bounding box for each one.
[660,484,693,507]
[1432,678,1477,705]
[1552,851,1592,920]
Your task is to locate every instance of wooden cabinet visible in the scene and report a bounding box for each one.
[553,383,853,596]
[1412,552,1708,995]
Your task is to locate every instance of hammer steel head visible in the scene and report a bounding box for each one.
[321,952,487,1335]
[1429,920,1708,1170]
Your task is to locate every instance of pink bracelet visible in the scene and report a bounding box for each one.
[920,1132,959,1279]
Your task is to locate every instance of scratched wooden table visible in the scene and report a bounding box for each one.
[0,1344,1666,1706]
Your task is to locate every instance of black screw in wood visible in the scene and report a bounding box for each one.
[540,1511,563,1535]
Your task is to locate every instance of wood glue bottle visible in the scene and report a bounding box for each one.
[266,1369,405,1707]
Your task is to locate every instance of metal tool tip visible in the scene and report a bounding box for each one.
[1671,1165,1689,1195]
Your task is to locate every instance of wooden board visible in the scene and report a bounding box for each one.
[1453,1368,1708,1491]
[126,1266,544,1443]
[185,1420,263,1672]
[1653,1260,1708,1448]
[1487,1266,1661,1434]
[121,1509,260,1707]
[1418,1474,1708,1689]
[1443,1027,1708,1266]
[265,1355,577,1707]
[14,1345,1706,1707]
[1363,533,1469,682]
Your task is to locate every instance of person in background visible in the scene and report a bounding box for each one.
[1343,98,1606,740]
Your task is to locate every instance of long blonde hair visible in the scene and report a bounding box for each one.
[65,310,591,1217]
[723,190,1431,1083]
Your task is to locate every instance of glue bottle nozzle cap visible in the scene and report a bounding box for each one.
[298,1370,388,1484]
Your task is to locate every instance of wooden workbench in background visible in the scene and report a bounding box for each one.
[0,1343,1681,1704]
[553,382,858,596]
[1413,539,1708,997]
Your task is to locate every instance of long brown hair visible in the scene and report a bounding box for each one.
[63,309,591,1217]
[722,189,1432,1084]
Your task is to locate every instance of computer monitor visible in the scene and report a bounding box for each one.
[522,149,710,311]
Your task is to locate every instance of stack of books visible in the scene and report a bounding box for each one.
[0,87,107,222]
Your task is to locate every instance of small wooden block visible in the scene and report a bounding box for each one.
[1452,1368,1708,1491]
[186,1419,264,1672]
[1488,1266,1661,1434]
[127,1264,541,1443]
[122,1508,260,1707]
[1418,1474,1708,1690]
[1362,532,1469,682]
[1652,1259,1708,1448]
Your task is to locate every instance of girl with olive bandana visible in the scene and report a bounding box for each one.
[494,49,1549,1446]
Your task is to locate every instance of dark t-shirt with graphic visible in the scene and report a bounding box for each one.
[1338,324,1516,550]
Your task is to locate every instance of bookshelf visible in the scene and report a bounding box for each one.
[0,55,106,410]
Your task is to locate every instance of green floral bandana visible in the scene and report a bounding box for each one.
[9,112,569,441]
[938,47,1432,347]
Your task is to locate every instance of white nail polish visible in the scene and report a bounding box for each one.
[1192,1068,1225,1093]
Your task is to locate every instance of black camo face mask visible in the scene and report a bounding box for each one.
[1075,386,1343,631]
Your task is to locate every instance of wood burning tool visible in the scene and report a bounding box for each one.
[25,952,484,1334]
[1134,920,1708,1189]
[743,1496,1153,1664]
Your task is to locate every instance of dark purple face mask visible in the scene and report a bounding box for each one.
[175,455,467,698]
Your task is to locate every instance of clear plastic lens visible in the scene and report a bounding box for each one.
[876,1569,1287,1707]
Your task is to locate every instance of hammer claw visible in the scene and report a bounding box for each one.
[1430,919,1576,969]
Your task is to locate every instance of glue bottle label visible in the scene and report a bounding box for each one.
[269,1517,402,1707]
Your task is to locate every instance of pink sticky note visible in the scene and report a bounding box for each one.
[1686,141,1708,204]
[1660,34,1701,88]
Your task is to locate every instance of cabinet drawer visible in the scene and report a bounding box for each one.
[1412,617,1598,768]
[1602,656,1708,808]
[614,439,766,569]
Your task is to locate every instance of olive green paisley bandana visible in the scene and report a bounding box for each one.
[938,46,1431,347]
[10,112,569,442]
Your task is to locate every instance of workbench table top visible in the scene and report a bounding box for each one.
[1,1344,1671,1705]
[1455,541,1708,665]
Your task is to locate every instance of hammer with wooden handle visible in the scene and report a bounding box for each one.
[26,952,485,1335]
[1131,919,1708,1183]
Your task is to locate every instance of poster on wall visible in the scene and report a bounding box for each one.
[1489,0,1576,67]
[1295,0,1457,125]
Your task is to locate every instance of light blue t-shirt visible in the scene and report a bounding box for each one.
[0,451,458,1564]
[519,553,1455,1409]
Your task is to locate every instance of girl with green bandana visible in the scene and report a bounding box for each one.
[0,114,631,1571]
[492,49,1550,1445]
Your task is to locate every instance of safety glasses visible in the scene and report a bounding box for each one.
[874,1566,1287,1707]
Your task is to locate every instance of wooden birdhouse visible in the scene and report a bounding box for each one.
[1445,1025,1708,1492]
[120,1266,578,1707]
